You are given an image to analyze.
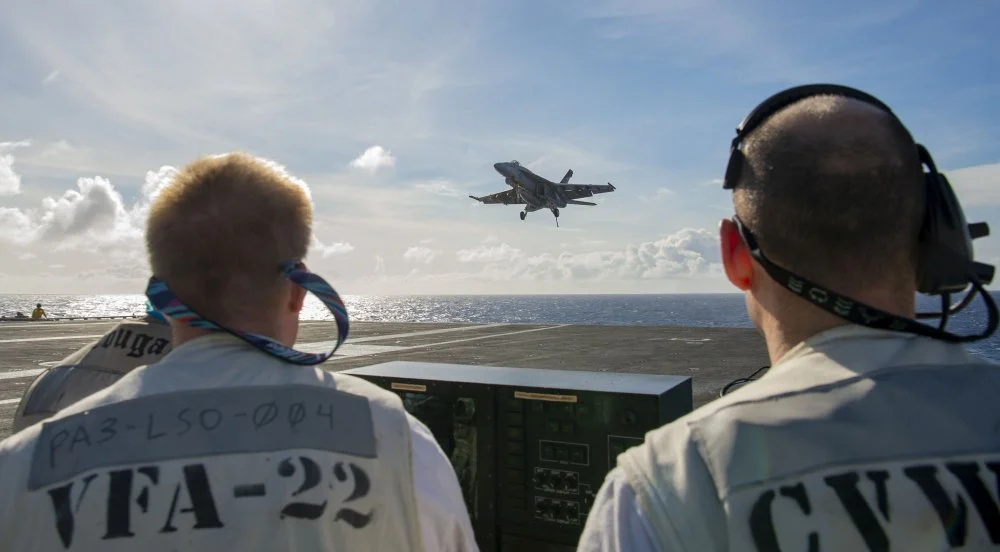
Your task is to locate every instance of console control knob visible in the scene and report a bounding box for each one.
[566,473,579,488]
[537,499,552,515]
[535,471,550,487]
[552,472,565,490]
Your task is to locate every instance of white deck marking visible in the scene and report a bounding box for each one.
[0,398,19,406]
[1,325,564,382]
[0,335,104,344]
[0,319,471,330]
[300,343,410,357]
[0,321,127,330]
[296,325,507,357]
[322,324,568,362]
[318,324,504,344]
[0,369,44,381]
[0,323,498,345]
[0,319,331,330]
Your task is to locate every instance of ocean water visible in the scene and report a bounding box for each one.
[3,292,999,360]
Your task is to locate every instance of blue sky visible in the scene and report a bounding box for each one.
[0,0,998,295]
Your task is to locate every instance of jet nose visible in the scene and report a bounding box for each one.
[493,162,505,173]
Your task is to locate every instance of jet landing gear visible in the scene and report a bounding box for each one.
[519,208,561,228]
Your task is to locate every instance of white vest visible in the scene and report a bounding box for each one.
[617,325,1000,551]
[0,334,423,552]
[13,318,173,433]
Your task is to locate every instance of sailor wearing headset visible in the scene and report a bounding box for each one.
[578,85,1000,551]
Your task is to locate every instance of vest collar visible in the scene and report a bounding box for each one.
[766,324,921,378]
[154,332,262,373]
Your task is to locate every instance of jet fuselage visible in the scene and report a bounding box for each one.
[493,161,564,212]
[470,159,614,226]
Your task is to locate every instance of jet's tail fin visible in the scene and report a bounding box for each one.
[560,169,573,184]
[566,199,596,206]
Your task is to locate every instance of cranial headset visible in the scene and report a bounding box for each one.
[145,261,349,365]
[723,83,997,343]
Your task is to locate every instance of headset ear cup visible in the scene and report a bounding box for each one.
[918,169,978,294]
[916,175,938,293]
[724,149,744,189]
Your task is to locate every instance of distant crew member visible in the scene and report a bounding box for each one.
[577,87,1000,551]
[0,153,476,551]
[11,302,172,433]
[30,303,46,320]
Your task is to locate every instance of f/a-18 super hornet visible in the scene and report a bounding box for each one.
[468,160,616,227]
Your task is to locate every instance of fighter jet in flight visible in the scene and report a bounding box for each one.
[468,160,616,227]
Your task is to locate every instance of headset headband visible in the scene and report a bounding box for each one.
[721,83,997,343]
[145,261,349,365]
[724,83,911,191]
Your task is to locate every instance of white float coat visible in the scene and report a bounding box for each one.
[578,325,1000,551]
[0,333,478,552]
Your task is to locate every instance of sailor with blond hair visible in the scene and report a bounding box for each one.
[0,153,476,551]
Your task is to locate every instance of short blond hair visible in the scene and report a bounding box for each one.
[145,153,313,323]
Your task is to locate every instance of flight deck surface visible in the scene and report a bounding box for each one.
[0,320,770,438]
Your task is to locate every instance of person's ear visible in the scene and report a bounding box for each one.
[287,283,306,314]
[286,262,310,314]
[719,219,754,291]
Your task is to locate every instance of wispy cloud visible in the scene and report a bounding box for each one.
[574,0,922,84]
[1,0,997,294]
[415,179,463,197]
[638,187,675,202]
[948,163,1000,207]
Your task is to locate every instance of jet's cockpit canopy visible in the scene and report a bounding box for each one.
[511,160,520,166]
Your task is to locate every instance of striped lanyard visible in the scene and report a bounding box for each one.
[144,261,349,365]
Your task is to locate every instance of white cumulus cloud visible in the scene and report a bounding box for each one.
[310,236,354,259]
[37,176,131,243]
[457,243,523,263]
[403,246,440,264]
[349,145,396,173]
[0,173,137,248]
[449,228,721,281]
[0,140,31,196]
[0,153,355,271]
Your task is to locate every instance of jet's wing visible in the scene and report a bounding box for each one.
[468,189,523,205]
[555,183,617,199]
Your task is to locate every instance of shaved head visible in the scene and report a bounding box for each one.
[733,95,925,291]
